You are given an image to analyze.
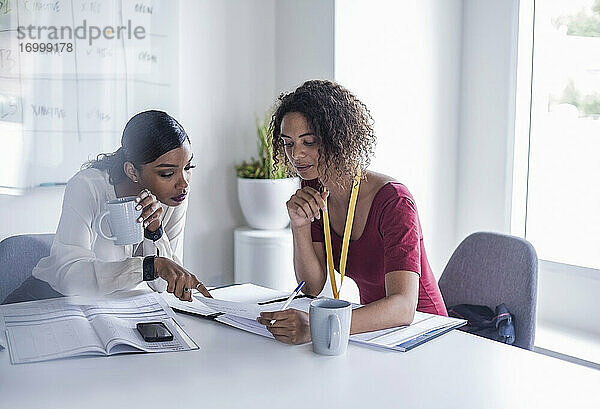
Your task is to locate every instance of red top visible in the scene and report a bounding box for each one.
[303,179,447,316]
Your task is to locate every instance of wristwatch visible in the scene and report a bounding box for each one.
[143,256,157,281]
[144,225,163,241]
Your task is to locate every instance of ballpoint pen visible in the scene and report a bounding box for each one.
[270,281,306,325]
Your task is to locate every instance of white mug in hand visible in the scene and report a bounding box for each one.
[94,196,143,245]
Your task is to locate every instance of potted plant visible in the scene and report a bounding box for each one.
[236,115,300,230]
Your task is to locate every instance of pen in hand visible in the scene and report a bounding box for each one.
[270,281,306,325]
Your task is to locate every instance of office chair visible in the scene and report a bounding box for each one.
[438,232,538,350]
[0,234,56,303]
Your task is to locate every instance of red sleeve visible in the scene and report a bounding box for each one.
[379,196,422,276]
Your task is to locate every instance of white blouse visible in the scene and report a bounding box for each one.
[33,168,188,296]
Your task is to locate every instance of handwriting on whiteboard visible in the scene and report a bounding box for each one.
[23,1,62,13]
[31,104,66,119]
[86,109,111,122]
[80,1,101,14]
[134,3,152,14]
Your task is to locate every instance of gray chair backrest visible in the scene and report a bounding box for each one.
[0,234,55,303]
[438,232,538,350]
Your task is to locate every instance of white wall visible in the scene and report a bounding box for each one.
[179,0,276,285]
[335,0,463,277]
[0,187,64,240]
[456,0,519,242]
[275,0,334,93]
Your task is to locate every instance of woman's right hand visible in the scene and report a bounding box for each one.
[286,187,328,228]
[153,257,212,301]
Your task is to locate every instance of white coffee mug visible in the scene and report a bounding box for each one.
[309,298,352,356]
[94,196,143,245]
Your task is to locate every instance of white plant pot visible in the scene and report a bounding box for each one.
[237,177,300,230]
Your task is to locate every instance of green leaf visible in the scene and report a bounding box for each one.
[235,111,288,179]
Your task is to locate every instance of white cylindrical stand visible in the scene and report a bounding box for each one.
[234,227,297,291]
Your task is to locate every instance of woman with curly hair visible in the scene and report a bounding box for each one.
[257,80,447,344]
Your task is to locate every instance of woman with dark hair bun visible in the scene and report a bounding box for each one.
[6,110,211,302]
[257,80,446,344]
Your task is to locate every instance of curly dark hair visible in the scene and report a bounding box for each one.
[269,80,376,188]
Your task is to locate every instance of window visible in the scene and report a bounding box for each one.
[514,0,600,270]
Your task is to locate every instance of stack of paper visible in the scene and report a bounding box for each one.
[192,295,466,351]
[0,293,197,364]
[350,312,466,351]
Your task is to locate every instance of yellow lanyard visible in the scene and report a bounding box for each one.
[322,169,361,299]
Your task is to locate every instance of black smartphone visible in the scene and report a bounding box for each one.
[136,322,174,342]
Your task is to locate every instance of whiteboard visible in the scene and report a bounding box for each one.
[0,0,178,191]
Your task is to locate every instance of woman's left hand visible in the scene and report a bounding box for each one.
[257,309,311,345]
[135,189,163,232]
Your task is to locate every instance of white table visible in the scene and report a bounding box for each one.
[1,311,599,409]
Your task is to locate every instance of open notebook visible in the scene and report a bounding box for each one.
[0,293,197,364]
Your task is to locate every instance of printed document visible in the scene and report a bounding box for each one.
[162,283,291,316]
[0,293,196,364]
[193,293,465,351]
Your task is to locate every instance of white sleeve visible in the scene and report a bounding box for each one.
[142,199,188,293]
[32,175,144,296]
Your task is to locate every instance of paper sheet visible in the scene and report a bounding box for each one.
[194,295,315,320]
[162,283,292,317]
[194,298,265,320]
[350,313,466,350]
[349,311,431,344]
[161,292,217,316]
[215,315,274,338]
[209,283,289,303]
[6,315,105,363]
[369,315,454,346]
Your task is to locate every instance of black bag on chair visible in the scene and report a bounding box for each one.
[447,303,515,345]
